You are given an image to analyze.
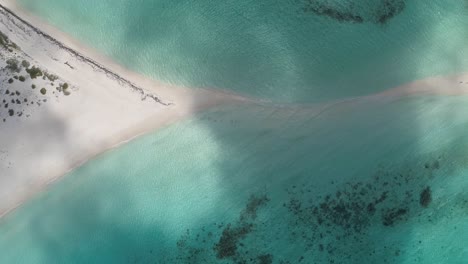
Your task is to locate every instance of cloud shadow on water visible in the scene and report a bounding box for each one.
[1,1,468,263]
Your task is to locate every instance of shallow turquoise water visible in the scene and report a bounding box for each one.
[1,95,468,263]
[17,0,468,102]
[3,1,468,263]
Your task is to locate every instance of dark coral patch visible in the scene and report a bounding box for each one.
[420,187,432,208]
[303,2,364,23]
[214,224,253,259]
[303,0,406,25]
[382,208,409,226]
[258,254,273,264]
[375,0,406,24]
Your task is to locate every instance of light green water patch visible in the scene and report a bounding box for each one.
[1,95,468,262]
[17,0,468,102]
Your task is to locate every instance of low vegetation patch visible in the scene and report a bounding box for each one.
[0,31,19,51]
[0,31,7,47]
[44,71,58,82]
[21,60,30,68]
[26,66,43,79]
[6,58,21,73]
[40,88,47,95]
[57,82,68,91]
[62,83,71,95]
[19,76,26,82]
[56,82,71,95]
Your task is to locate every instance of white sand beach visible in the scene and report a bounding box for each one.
[0,0,248,217]
[1,0,468,219]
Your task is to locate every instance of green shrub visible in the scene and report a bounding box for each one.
[31,84,36,89]
[10,42,19,50]
[21,60,30,68]
[61,83,71,95]
[0,31,20,51]
[26,66,43,79]
[44,72,59,82]
[8,78,13,84]
[0,31,7,47]
[19,76,26,82]
[13,75,18,79]
[6,58,20,72]
[40,88,47,95]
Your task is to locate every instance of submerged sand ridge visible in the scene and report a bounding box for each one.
[0,1,247,217]
[1,1,468,263]
[1,0,468,219]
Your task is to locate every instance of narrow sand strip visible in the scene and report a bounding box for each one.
[1,0,468,219]
[0,1,248,217]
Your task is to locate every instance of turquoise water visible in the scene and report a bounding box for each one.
[17,0,468,102]
[3,0,468,263]
[1,96,468,263]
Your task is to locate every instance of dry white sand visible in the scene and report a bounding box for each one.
[0,1,248,217]
[1,0,468,218]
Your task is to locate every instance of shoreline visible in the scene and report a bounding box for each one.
[0,0,251,104]
[0,0,250,218]
[3,0,468,104]
[0,3,171,106]
[0,110,231,220]
[1,0,468,220]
